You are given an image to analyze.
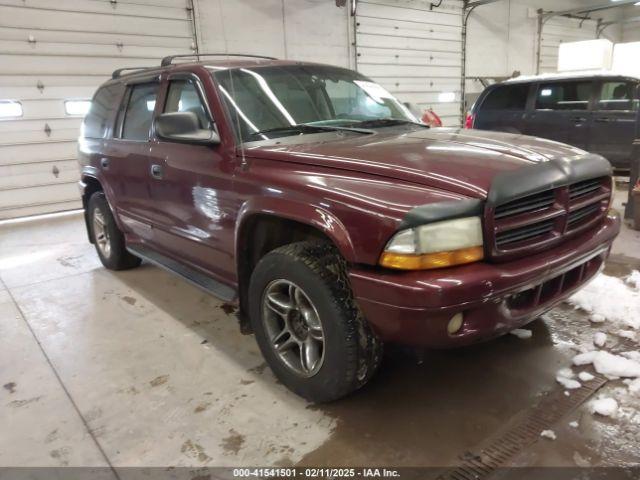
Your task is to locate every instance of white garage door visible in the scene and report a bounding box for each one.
[539,17,599,73]
[355,0,463,127]
[0,0,196,220]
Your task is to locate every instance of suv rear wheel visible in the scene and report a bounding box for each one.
[88,192,141,270]
[248,241,383,402]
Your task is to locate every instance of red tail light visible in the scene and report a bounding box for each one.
[428,109,442,127]
[421,109,443,127]
[464,113,475,129]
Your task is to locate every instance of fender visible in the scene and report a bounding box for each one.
[235,196,357,263]
[80,166,127,233]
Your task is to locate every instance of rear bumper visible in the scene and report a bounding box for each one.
[349,211,621,348]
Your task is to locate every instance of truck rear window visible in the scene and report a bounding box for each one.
[480,84,529,111]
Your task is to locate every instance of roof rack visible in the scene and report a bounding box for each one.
[112,67,154,79]
[160,53,277,67]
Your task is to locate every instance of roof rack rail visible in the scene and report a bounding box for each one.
[112,67,153,79]
[160,53,277,67]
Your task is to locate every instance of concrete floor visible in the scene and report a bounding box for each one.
[1,185,638,473]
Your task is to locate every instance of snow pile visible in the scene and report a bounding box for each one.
[510,329,532,339]
[624,378,640,394]
[540,429,556,440]
[558,367,574,377]
[559,271,640,425]
[593,332,607,347]
[568,272,640,330]
[590,397,618,417]
[617,330,637,341]
[573,351,640,379]
[569,420,579,428]
[622,351,640,362]
[578,371,595,382]
[626,270,640,290]
[557,376,581,389]
[556,368,581,389]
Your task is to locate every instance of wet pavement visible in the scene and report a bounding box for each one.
[0,190,638,472]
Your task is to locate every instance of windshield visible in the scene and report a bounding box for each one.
[212,64,418,142]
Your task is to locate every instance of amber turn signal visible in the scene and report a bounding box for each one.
[379,246,484,270]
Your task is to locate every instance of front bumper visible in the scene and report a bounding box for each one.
[349,211,621,348]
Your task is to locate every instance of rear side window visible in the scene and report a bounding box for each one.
[480,84,529,111]
[83,84,122,138]
[596,81,639,111]
[164,79,210,128]
[121,83,159,141]
[535,81,591,111]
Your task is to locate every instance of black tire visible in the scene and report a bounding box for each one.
[249,241,383,403]
[88,192,141,271]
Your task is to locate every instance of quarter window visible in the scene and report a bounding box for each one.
[121,83,159,141]
[535,81,591,111]
[164,79,210,128]
[481,84,529,110]
[596,81,638,111]
[84,86,120,138]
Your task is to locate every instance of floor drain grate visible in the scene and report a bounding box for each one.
[612,337,638,355]
[433,373,607,480]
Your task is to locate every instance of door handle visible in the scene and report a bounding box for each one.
[150,164,163,179]
[595,117,612,123]
[571,116,587,123]
[100,157,110,169]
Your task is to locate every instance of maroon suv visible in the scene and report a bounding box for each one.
[78,54,620,402]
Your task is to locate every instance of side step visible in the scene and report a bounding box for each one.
[127,245,236,302]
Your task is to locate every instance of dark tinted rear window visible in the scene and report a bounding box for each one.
[535,81,591,111]
[83,84,123,138]
[596,81,639,111]
[481,84,529,110]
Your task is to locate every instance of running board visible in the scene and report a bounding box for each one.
[127,245,236,302]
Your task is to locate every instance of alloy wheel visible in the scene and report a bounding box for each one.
[262,279,325,377]
[93,208,111,258]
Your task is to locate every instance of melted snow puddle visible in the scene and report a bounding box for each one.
[553,270,640,451]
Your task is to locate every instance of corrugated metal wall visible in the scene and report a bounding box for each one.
[193,0,353,69]
[0,0,196,219]
[355,0,463,127]
[539,16,599,73]
[621,21,640,42]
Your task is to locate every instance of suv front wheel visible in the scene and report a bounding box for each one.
[88,192,141,270]
[249,242,383,403]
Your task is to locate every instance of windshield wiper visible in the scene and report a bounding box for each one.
[250,123,373,138]
[347,118,428,129]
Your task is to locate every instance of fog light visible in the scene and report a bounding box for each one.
[447,312,464,335]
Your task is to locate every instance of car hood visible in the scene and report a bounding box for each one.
[243,127,601,199]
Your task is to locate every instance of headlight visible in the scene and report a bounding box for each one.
[379,216,484,270]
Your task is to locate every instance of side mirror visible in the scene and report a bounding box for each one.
[155,111,220,145]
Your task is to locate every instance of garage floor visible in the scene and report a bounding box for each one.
[1,186,639,474]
